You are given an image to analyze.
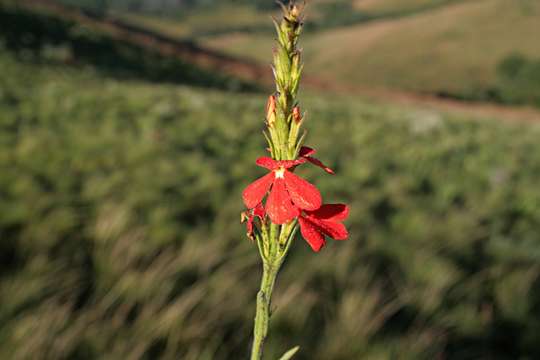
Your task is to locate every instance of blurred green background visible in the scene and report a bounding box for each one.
[1,0,540,359]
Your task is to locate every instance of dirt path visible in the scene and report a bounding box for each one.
[18,0,540,123]
[307,77,540,123]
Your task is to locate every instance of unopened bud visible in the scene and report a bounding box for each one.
[290,5,300,19]
[292,106,302,123]
[241,212,248,223]
[266,95,277,127]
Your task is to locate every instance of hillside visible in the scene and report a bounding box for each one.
[0,0,266,90]
[198,0,540,104]
[2,5,540,358]
[2,33,540,358]
[305,0,540,93]
[9,0,540,111]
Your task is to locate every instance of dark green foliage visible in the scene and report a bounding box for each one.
[495,53,540,107]
[1,49,540,359]
[437,54,540,109]
[498,53,528,78]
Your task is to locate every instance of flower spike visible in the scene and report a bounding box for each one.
[244,4,350,359]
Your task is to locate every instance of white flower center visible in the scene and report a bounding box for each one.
[274,167,285,179]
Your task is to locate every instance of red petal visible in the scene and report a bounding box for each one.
[253,203,266,219]
[306,157,335,174]
[299,146,316,157]
[242,173,274,209]
[283,170,322,211]
[307,204,349,222]
[278,158,306,169]
[265,178,299,224]
[256,157,305,170]
[309,217,348,240]
[299,146,334,174]
[256,157,279,170]
[299,216,326,252]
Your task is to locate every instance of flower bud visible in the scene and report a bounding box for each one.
[290,5,300,19]
[240,211,249,223]
[292,106,302,123]
[266,95,277,127]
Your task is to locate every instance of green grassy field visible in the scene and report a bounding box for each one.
[2,43,540,359]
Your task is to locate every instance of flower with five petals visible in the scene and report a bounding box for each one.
[242,157,322,224]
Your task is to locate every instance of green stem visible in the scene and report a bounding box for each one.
[250,261,280,360]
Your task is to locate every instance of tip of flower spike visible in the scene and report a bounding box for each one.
[280,1,304,23]
[290,5,300,18]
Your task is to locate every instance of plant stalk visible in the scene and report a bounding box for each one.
[250,261,280,360]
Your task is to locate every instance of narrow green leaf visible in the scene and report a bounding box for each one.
[278,346,300,360]
[263,130,275,158]
[293,130,307,158]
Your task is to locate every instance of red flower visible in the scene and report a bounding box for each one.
[243,157,322,224]
[299,146,334,174]
[298,204,349,252]
[242,203,266,239]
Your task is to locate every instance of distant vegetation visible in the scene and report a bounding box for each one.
[495,54,540,107]
[434,53,540,107]
[0,3,256,91]
[196,0,540,109]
